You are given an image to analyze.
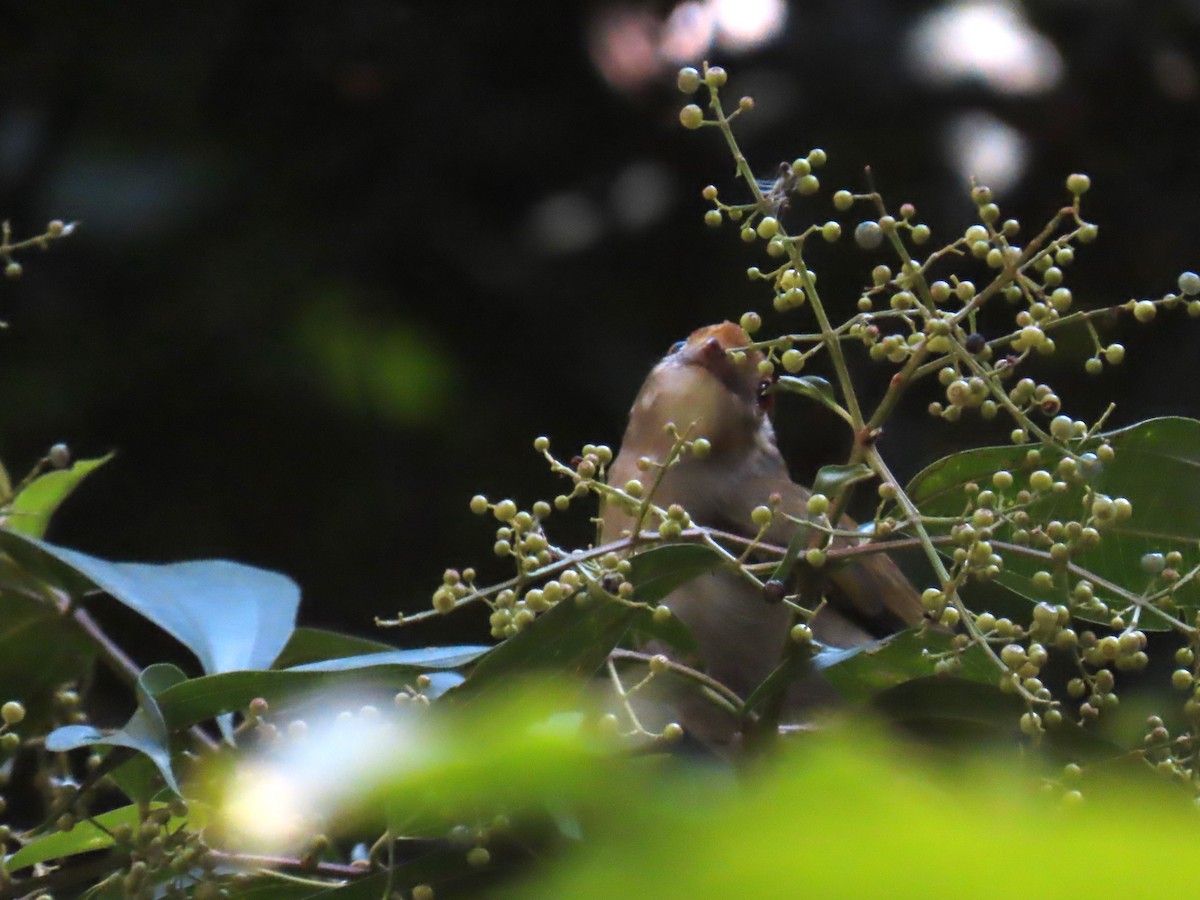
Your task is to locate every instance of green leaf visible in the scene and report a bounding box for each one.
[628,604,698,656]
[445,589,638,705]
[152,651,485,731]
[4,802,186,872]
[626,544,724,603]
[868,676,1125,762]
[229,873,392,900]
[46,663,188,795]
[812,462,875,500]
[1,454,113,539]
[741,646,815,715]
[273,626,400,668]
[819,628,993,703]
[0,529,300,672]
[773,375,845,418]
[906,417,1200,628]
[768,520,815,585]
[285,645,489,673]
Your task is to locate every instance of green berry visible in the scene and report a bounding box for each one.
[704,209,722,228]
[433,589,456,614]
[796,174,820,196]
[833,190,853,211]
[790,623,814,644]
[676,67,701,93]
[48,443,71,468]
[806,493,829,516]
[1179,271,1200,296]
[1133,299,1157,323]
[757,216,779,238]
[920,588,944,611]
[821,221,841,242]
[1066,173,1091,195]
[1050,415,1073,441]
[1050,287,1072,311]
[807,148,827,168]
[1029,470,1054,492]
[1104,343,1125,364]
[704,66,727,87]
[1,701,25,725]
[781,349,805,373]
[679,104,704,129]
[854,221,882,250]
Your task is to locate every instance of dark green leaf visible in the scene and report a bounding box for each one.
[154,665,449,731]
[869,676,1125,762]
[1,454,113,539]
[230,873,391,900]
[812,463,875,500]
[106,751,164,806]
[0,530,300,671]
[768,520,815,584]
[820,629,993,704]
[445,588,638,704]
[906,417,1200,629]
[626,544,724,603]
[741,645,815,715]
[0,573,96,729]
[773,375,843,417]
[629,604,698,655]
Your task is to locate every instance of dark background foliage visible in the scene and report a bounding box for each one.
[2,0,1199,654]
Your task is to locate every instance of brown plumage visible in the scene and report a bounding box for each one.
[602,322,925,734]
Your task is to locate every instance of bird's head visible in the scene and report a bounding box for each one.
[626,321,776,456]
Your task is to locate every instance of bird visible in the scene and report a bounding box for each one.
[601,321,926,744]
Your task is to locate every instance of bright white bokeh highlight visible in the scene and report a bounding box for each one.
[908,0,1063,95]
[221,708,415,852]
[712,0,787,50]
[944,110,1030,195]
[592,0,787,90]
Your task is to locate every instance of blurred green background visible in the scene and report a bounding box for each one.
[3,0,1199,654]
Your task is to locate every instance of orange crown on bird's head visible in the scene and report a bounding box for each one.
[669,321,773,413]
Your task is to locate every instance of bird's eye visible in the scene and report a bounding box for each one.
[757,377,777,413]
[667,340,686,355]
